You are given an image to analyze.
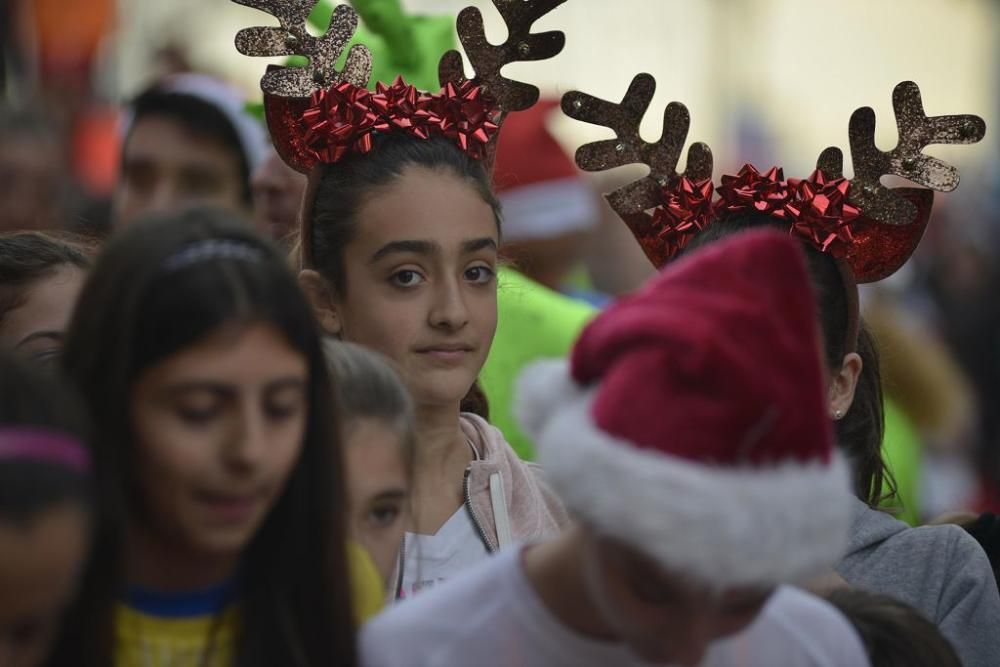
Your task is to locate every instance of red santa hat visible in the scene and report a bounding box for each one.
[516,228,853,587]
[493,100,600,242]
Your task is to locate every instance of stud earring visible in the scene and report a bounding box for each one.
[833,410,845,420]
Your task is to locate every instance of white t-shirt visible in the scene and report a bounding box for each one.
[363,548,870,667]
[398,507,490,600]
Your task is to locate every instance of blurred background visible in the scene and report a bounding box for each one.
[2,0,1000,520]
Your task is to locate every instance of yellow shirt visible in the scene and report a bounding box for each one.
[115,604,239,667]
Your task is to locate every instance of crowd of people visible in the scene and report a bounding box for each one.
[1,0,999,665]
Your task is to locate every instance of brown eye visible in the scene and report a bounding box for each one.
[265,383,306,420]
[390,269,425,288]
[464,266,495,284]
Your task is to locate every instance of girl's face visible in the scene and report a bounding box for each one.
[0,504,89,667]
[131,322,308,558]
[319,166,499,408]
[343,418,408,586]
[0,266,85,365]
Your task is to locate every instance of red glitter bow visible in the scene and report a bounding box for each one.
[786,170,861,259]
[649,176,715,257]
[714,165,792,219]
[301,82,377,163]
[420,81,500,160]
[371,76,431,138]
[299,76,500,164]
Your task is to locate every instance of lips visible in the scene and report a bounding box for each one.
[415,343,475,364]
[195,491,262,524]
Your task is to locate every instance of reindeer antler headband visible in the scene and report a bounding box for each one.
[563,75,986,283]
[233,0,568,173]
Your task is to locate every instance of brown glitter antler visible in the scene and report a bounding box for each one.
[817,81,986,225]
[561,73,713,254]
[438,0,568,114]
[233,0,372,96]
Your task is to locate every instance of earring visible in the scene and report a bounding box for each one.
[833,410,845,420]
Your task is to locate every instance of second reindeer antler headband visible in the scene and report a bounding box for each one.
[563,74,986,283]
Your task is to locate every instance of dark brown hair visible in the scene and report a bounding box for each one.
[686,212,894,507]
[825,589,961,666]
[305,134,501,417]
[0,231,90,327]
[60,208,355,666]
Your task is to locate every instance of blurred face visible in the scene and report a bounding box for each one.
[323,166,498,408]
[131,322,308,557]
[114,116,246,228]
[251,150,307,242]
[344,418,408,586]
[0,135,62,232]
[0,505,89,667]
[0,267,86,366]
[582,535,772,666]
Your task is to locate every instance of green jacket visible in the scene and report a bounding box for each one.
[481,269,596,460]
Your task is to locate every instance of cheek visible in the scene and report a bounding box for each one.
[339,290,422,358]
[132,406,217,495]
[360,521,405,582]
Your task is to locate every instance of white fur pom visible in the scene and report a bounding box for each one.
[514,359,582,440]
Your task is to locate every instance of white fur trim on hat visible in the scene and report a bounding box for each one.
[516,360,854,589]
[499,178,600,242]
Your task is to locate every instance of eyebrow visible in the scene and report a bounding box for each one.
[15,331,64,349]
[370,237,497,264]
[165,377,305,397]
[463,237,498,254]
[373,489,408,502]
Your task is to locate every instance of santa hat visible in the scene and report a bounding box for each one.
[516,229,853,588]
[493,100,600,242]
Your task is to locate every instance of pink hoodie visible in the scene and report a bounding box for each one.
[459,413,569,551]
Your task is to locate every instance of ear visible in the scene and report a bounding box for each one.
[298,269,341,335]
[828,352,862,421]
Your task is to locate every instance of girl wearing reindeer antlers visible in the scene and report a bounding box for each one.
[562,72,999,666]
[232,0,569,600]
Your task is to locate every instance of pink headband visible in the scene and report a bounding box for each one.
[0,428,91,475]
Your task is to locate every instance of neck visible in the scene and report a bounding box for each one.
[125,519,239,593]
[523,528,617,641]
[413,402,468,477]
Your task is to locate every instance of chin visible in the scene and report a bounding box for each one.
[189,528,257,557]
[411,376,479,408]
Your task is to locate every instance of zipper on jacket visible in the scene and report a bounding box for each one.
[394,534,407,600]
[464,468,496,553]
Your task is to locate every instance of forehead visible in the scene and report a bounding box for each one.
[141,322,307,386]
[344,420,407,484]
[0,266,85,346]
[352,166,497,251]
[124,115,242,172]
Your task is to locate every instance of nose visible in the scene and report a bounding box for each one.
[140,178,184,220]
[428,275,469,331]
[223,400,269,472]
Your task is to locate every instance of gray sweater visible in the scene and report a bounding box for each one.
[836,497,1000,667]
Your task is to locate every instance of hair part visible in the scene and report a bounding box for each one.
[685,211,894,507]
[306,134,501,293]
